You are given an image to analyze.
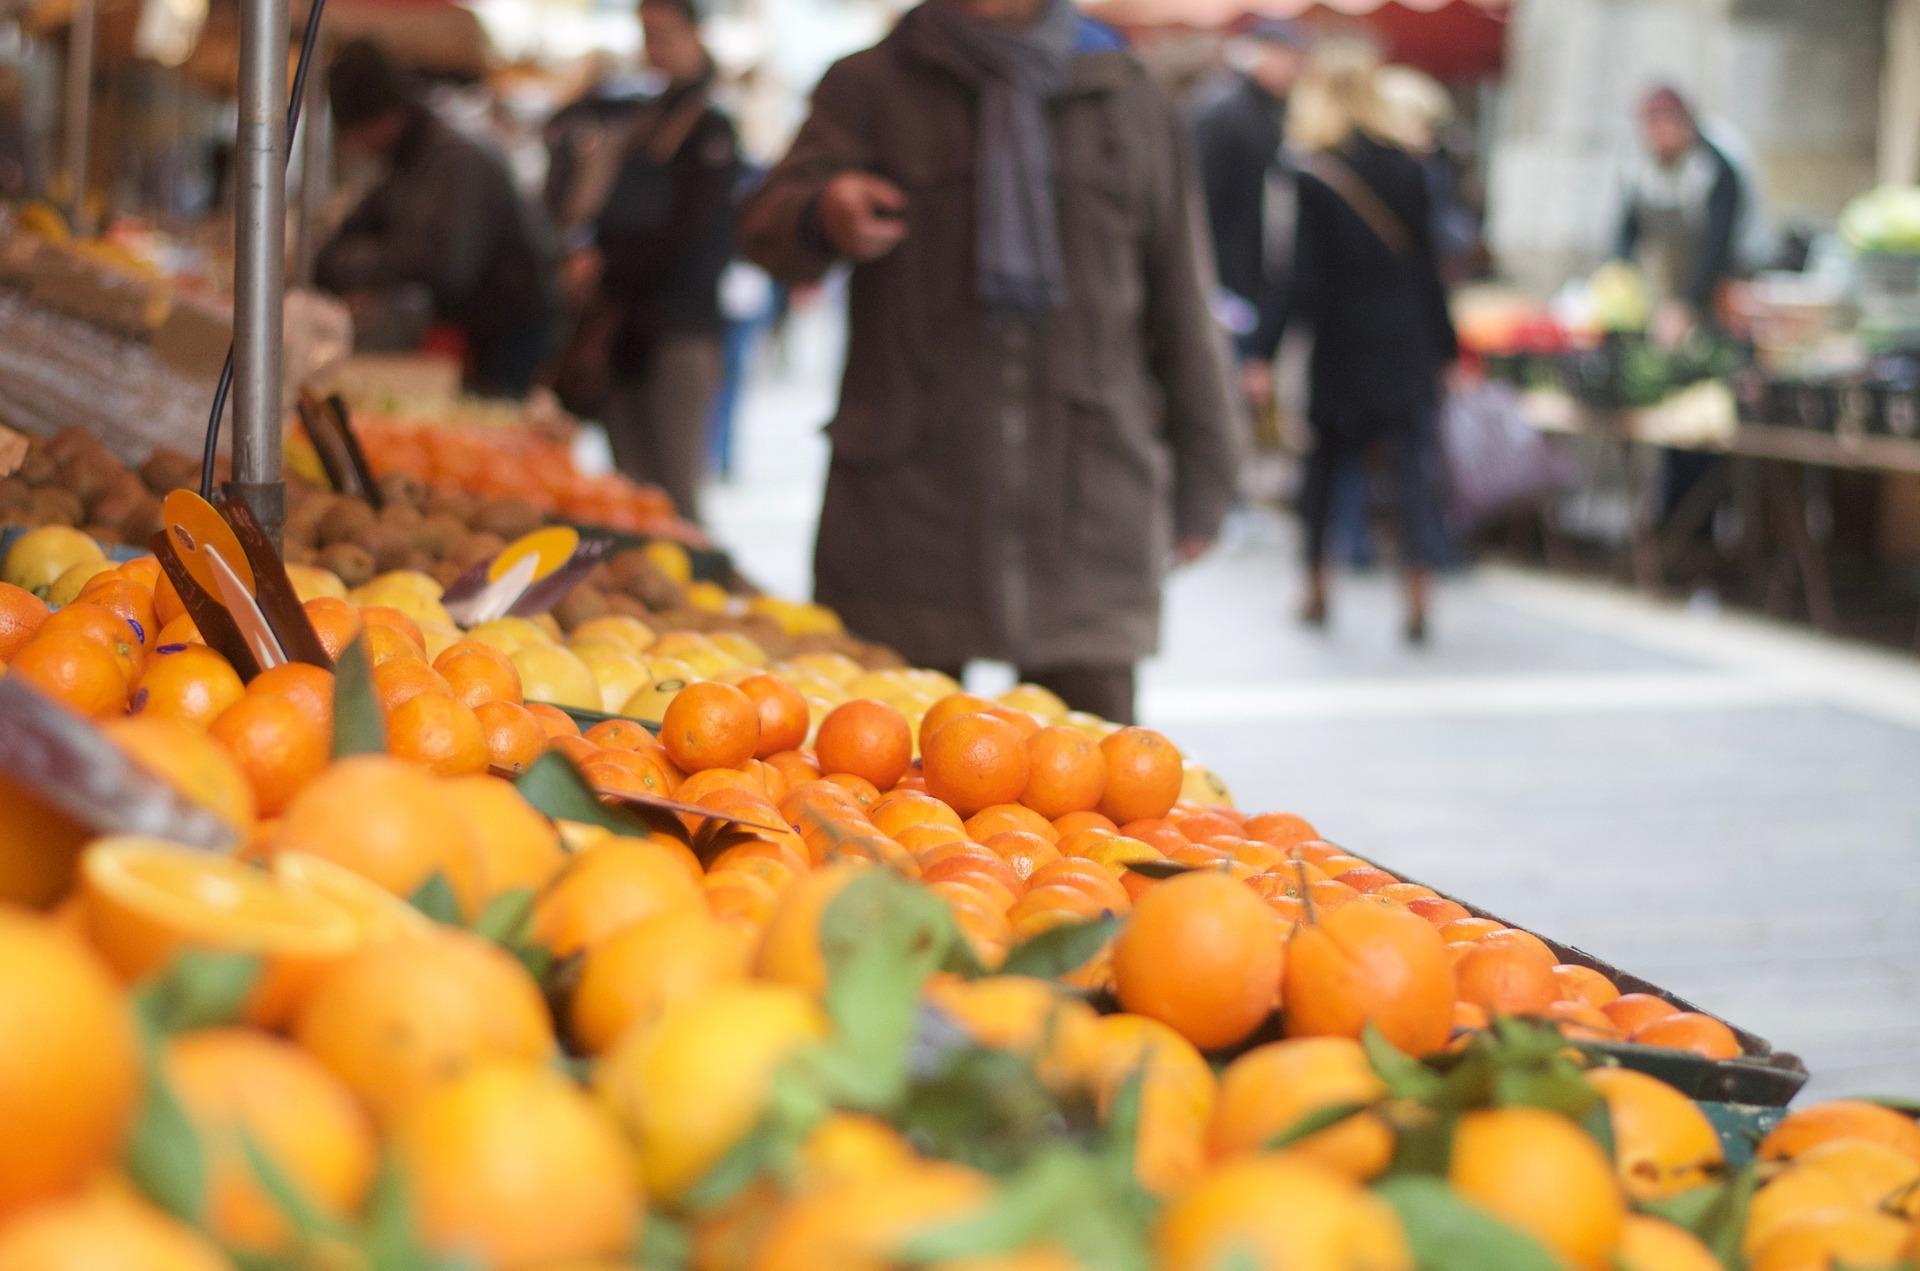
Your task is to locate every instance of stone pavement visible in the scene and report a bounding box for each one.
[698,310,1920,1101]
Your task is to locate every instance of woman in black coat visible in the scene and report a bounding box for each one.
[1252,41,1456,643]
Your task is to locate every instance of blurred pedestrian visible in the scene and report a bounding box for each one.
[1252,41,1456,644]
[317,40,557,397]
[740,0,1240,724]
[583,0,740,524]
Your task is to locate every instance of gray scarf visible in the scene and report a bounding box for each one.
[904,0,1079,312]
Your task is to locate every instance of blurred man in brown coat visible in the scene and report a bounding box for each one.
[740,0,1239,723]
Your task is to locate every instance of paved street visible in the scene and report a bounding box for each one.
[696,309,1920,1101]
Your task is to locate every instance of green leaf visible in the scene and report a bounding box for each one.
[357,1154,481,1271]
[132,952,262,1036]
[1859,1095,1920,1117]
[239,1128,342,1244]
[940,934,992,979]
[407,872,462,926]
[891,1045,1087,1178]
[471,887,536,945]
[1492,1062,1600,1121]
[511,750,691,843]
[330,635,385,759]
[1363,1024,1446,1103]
[636,1211,691,1271]
[123,1029,206,1224]
[999,915,1120,981]
[1100,1065,1147,1191]
[903,1150,1092,1262]
[813,871,956,1111]
[1696,1164,1762,1268]
[1373,1176,1565,1271]
[1122,859,1195,880]
[1263,1101,1373,1152]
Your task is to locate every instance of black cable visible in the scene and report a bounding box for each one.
[199,0,330,500]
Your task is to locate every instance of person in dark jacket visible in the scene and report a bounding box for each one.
[317,40,557,397]
[1191,19,1308,367]
[1252,41,1456,644]
[739,0,1240,724]
[1616,84,1743,349]
[585,0,740,524]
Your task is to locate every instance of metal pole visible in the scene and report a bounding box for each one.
[290,54,327,286]
[60,0,94,230]
[227,0,290,545]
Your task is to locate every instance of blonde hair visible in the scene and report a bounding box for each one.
[1376,66,1454,152]
[1286,39,1393,154]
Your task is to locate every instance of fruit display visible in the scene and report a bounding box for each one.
[1,518,1911,1270]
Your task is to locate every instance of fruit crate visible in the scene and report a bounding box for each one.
[1396,867,1809,1106]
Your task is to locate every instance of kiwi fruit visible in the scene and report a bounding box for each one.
[120,494,165,545]
[362,526,412,573]
[422,486,477,521]
[26,487,83,527]
[14,447,56,487]
[318,499,377,547]
[138,449,199,495]
[0,476,31,518]
[88,489,139,533]
[430,559,466,590]
[44,426,103,465]
[57,457,109,512]
[411,513,466,559]
[473,496,540,541]
[602,592,653,621]
[553,584,609,633]
[377,500,421,531]
[318,542,375,588]
[80,523,122,546]
[376,471,425,509]
[449,531,507,571]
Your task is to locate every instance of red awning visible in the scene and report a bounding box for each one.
[1087,0,1508,80]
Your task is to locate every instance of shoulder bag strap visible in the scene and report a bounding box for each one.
[1298,152,1414,258]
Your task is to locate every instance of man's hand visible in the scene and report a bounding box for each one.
[1240,359,1276,412]
[561,248,602,304]
[818,172,909,263]
[1652,300,1696,350]
[1176,536,1214,565]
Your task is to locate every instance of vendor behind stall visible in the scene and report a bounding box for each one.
[316,40,558,398]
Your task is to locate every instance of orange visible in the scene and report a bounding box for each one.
[386,693,489,777]
[393,1064,641,1268]
[303,596,361,660]
[525,702,581,738]
[74,579,156,650]
[36,603,141,681]
[1435,916,1505,944]
[744,1162,992,1271]
[1155,1154,1412,1271]
[1245,811,1320,845]
[816,699,914,790]
[1793,1138,1920,1212]
[924,715,1029,818]
[595,982,828,1202]
[0,583,49,660]
[740,673,810,757]
[1631,1012,1741,1060]
[208,693,330,817]
[1208,1037,1392,1179]
[1112,870,1282,1051]
[440,774,567,918]
[582,717,657,751]
[1406,895,1471,926]
[583,748,678,800]
[270,755,474,900]
[968,803,1059,843]
[1553,963,1622,1008]
[153,613,204,646]
[78,836,360,1026]
[1052,809,1118,836]
[0,1189,231,1271]
[8,634,129,715]
[531,837,706,959]
[871,790,967,839]
[104,717,257,839]
[982,830,1061,883]
[661,680,760,773]
[1027,858,1131,914]
[474,699,546,770]
[1450,1106,1625,1271]
[570,909,751,1055]
[358,605,425,653]
[918,692,1002,752]
[293,928,555,1123]
[754,863,864,994]
[1019,726,1107,819]
[1283,900,1453,1056]
[1747,1211,1912,1271]
[1616,1216,1721,1271]
[1045,1013,1216,1195]
[1547,1001,1620,1042]
[272,851,437,945]
[165,1027,377,1253]
[1758,1100,1920,1165]
[923,973,1095,1054]
[373,658,453,711]
[1453,942,1558,1016]
[764,747,822,788]
[436,646,523,709]
[1585,1067,1724,1201]
[1096,727,1182,825]
[0,909,140,1219]
[1743,1168,1860,1255]
[1602,993,1681,1036]
[128,643,244,727]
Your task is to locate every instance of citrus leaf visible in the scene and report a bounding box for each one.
[1264,1100,1372,1152]
[407,873,461,926]
[1859,1095,1920,1117]
[123,1025,206,1224]
[1373,1176,1565,1271]
[239,1128,342,1243]
[999,915,1120,981]
[133,952,262,1036]
[940,934,992,979]
[815,871,956,1110]
[471,887,536,945]
[1123,859,1195,880]
[635,1211,690,1271]
[903,1150,1093,1262]
[511,750,690,843]
[1363,1024,1447,1103]
[358,1154,481,1271]
[1492,1062,1599,1121]
[330,635,385,759]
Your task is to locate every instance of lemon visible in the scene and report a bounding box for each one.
[640,540,693,586]
[999,683,1070,724]
[641,656,698,684]
[511,644,600,712]
[419,624,463,663]
[620,678,687,726]
[466,617,553,657]
[283,565,347,602]
[1179,764,1234,810]
[707,632,768,668]
[785,651,864,687]
[45,559,116,607]
[4,526,106,596]
[356,570,444,602]
[685,581,732,614]
[567,615,657,654]
[574,647,652,715]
